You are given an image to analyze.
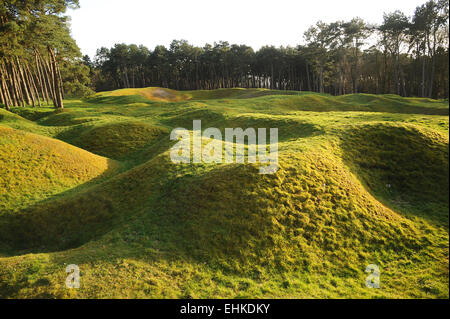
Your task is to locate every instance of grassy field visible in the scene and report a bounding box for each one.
[0,87,448,298]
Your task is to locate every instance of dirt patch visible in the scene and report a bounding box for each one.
[152,88,174,100]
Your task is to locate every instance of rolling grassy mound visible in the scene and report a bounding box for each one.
[157,153,425,273]
[0,150,178,251]
[341,123,449,224]
[67,121,168,160]
[91,88,449,116]
[38,109,102,127]
[246,94,449,115]
[94,87,307,103]
[0,126,118,214]
[94,87,187,103]
[0,108,47,134]
[0,88,448,299]
[0,108,34,125]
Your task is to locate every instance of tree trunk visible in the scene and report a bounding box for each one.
[16,58,33,106]
[48,47,64,109]
[429,51,436,98]
[421,53,426,97]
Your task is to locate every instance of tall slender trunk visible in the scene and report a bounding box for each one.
[399,63,407,97]
[421,53,426,97]
[392,53,399,95]
[35,51,50,105]
[48,47,64,109]
[354,41,359,94]
[25,63,40,107]
[306,62,311,92]
[1,61,15,107]
[16,58,32,106]
[319,66,324,94]
[0,76,8,110]
[429,48,436,98]
[11,61,25,106]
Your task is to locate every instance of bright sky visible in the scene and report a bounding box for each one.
[68,0,426,58]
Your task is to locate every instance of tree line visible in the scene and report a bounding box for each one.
[0,0,92,110]
[1,0,448,112]
[89,0,448,99]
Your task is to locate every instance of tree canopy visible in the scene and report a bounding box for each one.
[0,0,86,109]
[91,0,448,99]
[0,0,449,111]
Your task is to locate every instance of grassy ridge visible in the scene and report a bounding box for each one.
[0,126,119,214]
[94,87,449,115]
[0,89,448,298]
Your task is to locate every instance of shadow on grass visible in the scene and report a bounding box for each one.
[0,135,176,256]
[339,123,449,227]
[85,95,154,105]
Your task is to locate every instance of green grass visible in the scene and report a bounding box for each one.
[0,89,448,299]
[0,126,119,213]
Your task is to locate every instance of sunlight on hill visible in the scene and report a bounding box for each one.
[0,88,448,299]
[0,126,119,214]
[96,87,188,102]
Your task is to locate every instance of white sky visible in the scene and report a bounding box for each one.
[68,0,427,58]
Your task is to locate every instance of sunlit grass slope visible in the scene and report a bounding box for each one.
[65,121,168,160]
[94,87,306,103]
[0,88,448,299]
[0,126,119,214]
[93,87,449,115]
[341,123,449,224]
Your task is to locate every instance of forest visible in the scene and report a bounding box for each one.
[88,0,449,99]
[1,0,449,107]
[0,0,91,111]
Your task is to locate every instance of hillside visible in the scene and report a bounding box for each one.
[0,88,448,299]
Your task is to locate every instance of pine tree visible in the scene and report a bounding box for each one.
[0,0,81,109]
